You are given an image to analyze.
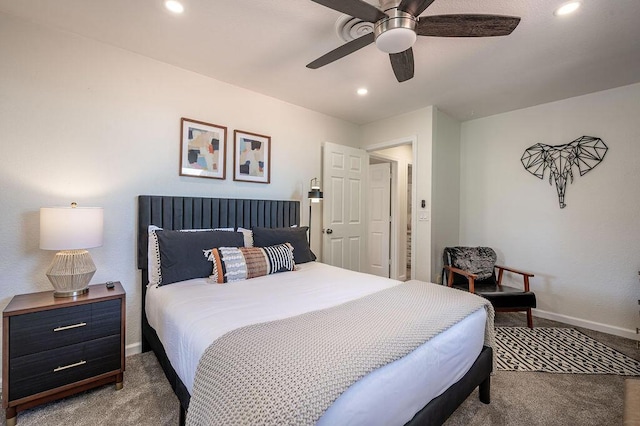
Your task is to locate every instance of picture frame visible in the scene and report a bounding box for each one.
[233,130,271,184]
[180,117,227,180]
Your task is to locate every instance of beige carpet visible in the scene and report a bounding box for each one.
[2,313,638,426]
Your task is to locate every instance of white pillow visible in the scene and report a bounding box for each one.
[147,225,214,287]
[237,227,254,247]
[148,225,163,287]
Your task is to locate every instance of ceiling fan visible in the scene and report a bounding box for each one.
[306,0,521,82]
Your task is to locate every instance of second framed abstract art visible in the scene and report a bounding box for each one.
[233,130,271,184]
[179,117,227,180]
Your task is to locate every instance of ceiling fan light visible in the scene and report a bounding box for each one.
[554,1,581,16]
[376,27,416,54]
[374,9,417,54]
[164,0,184,14]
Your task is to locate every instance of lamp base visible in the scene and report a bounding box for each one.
[53,287,90,298]
[46,249,96,298]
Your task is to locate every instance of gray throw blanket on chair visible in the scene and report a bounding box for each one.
[186,280,495,426]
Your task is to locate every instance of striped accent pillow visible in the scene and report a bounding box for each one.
[204,243,295,284]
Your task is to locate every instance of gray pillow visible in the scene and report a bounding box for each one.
[252,226,316,264]
[157,230,244,285]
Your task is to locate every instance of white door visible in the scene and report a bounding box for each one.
[367,163,391,277]
[322,142,369,272]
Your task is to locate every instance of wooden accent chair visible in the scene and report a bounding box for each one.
[443,247,536,328]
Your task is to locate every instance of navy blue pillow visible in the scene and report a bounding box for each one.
[252,227,316,264]
[157,230,244,285]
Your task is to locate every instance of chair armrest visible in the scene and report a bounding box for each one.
[444,265,478,279]
[443,265,477,293]
[495,265,534,277]
[495,265,533,291]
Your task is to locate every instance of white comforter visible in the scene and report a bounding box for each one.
[146,262,486,425]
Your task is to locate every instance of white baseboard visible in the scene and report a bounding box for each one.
[126,342,142,357]
[532,308,640,341]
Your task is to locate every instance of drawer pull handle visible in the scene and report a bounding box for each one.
[53,360,86,372]
[53,322,87,332]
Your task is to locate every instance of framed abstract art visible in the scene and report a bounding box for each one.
[233,130,271,184]
[180,117,227,179]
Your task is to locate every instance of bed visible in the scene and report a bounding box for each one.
[138,195,493,425]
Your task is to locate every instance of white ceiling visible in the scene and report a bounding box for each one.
[2,0,639,124]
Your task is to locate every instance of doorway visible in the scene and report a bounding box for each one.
[367,142,414,281]
[367,160,391,278]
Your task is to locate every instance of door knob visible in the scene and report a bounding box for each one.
[326,229,333,234]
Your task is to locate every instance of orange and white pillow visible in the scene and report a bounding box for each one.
[204,243,294,284]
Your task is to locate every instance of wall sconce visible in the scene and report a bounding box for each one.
[307,178,323,246]
[40,202,104,297]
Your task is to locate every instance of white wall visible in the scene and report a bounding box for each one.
[431,108,461,283]
[460,83,640,339]
[360,107,434,281]
[0,13,360,355]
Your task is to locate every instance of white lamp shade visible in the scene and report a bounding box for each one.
[40,206,104,250]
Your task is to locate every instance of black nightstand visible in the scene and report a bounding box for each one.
[2,282,125,426]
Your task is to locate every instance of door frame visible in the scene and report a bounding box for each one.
[366,136,417,280]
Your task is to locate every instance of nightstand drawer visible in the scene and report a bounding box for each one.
[9,334,121,401]
[9,299,120,358]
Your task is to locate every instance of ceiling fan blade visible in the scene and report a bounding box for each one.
[416,14,521,37]
[309,0,386,23]
[307,32,375,69]
[389,48,414,82]
[398,0,436,17]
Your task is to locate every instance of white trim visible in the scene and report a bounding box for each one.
[365,135,417,152]
[410,144,416,280]
[532,309,640,341]
[126,341,142,357]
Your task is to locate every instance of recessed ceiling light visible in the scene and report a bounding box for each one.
[164,0,184,14]
[554,1,581,16]
[357,88,368,96]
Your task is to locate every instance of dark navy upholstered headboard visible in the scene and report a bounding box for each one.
[137,195,301,271]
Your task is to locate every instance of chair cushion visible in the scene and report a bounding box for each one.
[453,282,537,309]
[445,246,497,281]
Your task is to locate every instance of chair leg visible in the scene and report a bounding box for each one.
[526,308,533,329]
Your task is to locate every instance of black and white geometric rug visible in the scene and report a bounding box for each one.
[496,327,640,375]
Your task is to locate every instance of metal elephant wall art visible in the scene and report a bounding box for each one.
[521,136,608,209]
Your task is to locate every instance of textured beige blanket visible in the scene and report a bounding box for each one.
[187,280,494,426]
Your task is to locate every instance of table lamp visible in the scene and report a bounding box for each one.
[40,202,104,297]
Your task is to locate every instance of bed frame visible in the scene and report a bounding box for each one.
[137,195,492,426]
